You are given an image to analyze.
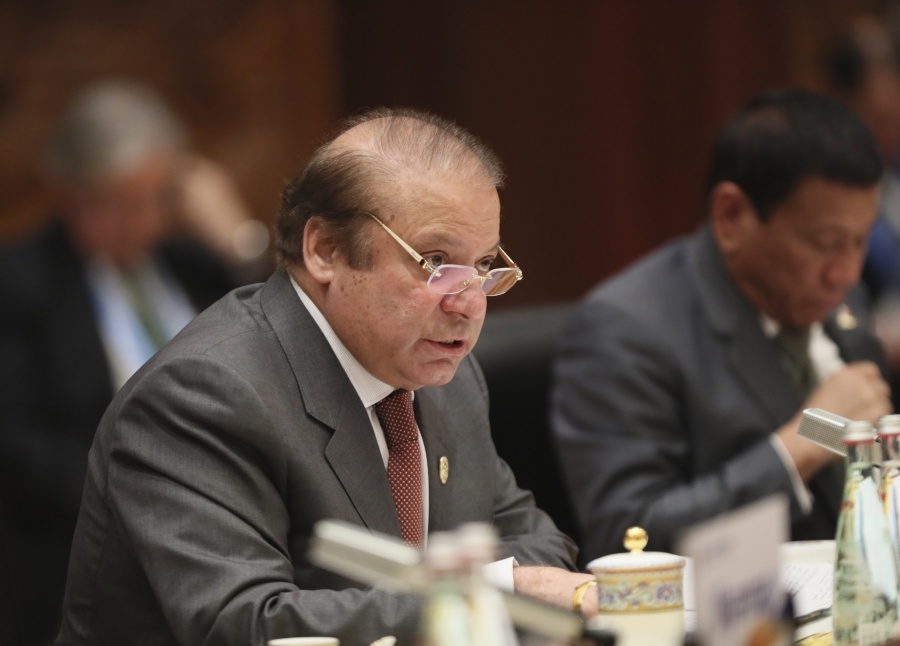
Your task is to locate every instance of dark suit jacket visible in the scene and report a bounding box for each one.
[0,221,234,646]
[551,225,887,560]
[56,269,576,646]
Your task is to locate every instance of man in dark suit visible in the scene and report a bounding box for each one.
[0,81,261,646]
[56,108,595,646]
[551,88,893,560]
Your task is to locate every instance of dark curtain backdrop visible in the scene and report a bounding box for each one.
[341,1,803,306]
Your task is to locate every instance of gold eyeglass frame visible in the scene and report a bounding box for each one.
[365,213,523,295]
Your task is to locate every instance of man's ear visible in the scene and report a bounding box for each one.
[709,181,758,255]
[302,216,338,284]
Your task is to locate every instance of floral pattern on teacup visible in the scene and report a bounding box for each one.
[595,571,684,612]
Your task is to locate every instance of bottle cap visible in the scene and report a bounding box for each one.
[425,532,461,571]
[878,414,900,437]
[456,522,498,567]
[842,419,875,444]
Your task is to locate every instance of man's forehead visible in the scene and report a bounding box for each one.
[329,118,384,151]
[325,117,496,208]
[329,115,425,153]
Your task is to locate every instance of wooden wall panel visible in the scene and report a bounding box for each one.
[0,0,339,241]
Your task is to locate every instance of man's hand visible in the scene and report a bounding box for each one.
[777,361,891,480]
[513,566,598,618]
[172,154,269,265]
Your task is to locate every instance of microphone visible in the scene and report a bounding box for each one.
[308,519,607,643]
[797,407,882,465]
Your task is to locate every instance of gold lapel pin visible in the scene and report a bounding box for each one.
[836,304,857,330]
[439,456,449,484]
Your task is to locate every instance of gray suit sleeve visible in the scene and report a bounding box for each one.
[490,456,580,568]
[453,357,580,569]
[107,355,423,646]
[551,299,795,559]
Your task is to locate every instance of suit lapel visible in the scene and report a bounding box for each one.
[323,400,402,537]
[690,227,800,426]
[259,271,400,537]
[727,319,801,424]
[414,389,454,533]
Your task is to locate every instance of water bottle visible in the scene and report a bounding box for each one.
[833,419,900,645]
[879,414,900,567]
[420,532,471,646]
[456,523,518,646]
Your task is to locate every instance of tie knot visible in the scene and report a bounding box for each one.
[374,389,418,449]
[776,326,811,358]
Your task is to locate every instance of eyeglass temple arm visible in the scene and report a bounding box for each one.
[368,211,521,278]
[498,247,523,278]
[366,213,436,273]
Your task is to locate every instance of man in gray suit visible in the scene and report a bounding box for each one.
[552,88,893,560]
[57,108,596,646]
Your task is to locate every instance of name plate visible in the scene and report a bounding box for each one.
[677,495,789,646]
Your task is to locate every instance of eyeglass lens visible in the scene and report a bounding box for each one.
[427,265,520,296]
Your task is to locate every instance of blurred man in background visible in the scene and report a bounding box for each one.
[0,80,268,645]
[552,88,892,559]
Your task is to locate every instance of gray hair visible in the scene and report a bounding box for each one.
[44,80,186,186]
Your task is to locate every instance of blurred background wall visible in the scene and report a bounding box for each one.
[0,0,884,308]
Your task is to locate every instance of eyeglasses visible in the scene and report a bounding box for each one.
[366,213,523,296]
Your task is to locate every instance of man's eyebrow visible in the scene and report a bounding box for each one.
[415,232,502,252]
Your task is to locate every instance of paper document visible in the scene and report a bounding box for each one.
[780,562,832,617]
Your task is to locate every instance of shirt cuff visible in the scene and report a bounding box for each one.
[482,556,517,591]
[769,434,813,515]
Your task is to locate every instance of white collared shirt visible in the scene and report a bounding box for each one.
[87,257,196,391]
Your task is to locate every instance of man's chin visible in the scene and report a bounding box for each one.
[412,360,462,389]
[789,308,834,329]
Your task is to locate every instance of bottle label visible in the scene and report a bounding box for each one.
[857,621,889,646]
[833,473,900,646]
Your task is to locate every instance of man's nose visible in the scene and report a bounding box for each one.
[440,280,488,317]
[825,252,864,288]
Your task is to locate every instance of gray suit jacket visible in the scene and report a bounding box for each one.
[551,226,886,560]
[57,270,576,646]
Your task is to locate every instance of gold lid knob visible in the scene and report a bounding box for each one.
[623,527,648,553]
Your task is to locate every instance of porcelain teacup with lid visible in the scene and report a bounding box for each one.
[585,527,686,646]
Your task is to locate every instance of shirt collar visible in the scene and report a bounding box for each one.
[759,313,825,346]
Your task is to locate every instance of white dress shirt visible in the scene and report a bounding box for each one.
[87,257,196,391]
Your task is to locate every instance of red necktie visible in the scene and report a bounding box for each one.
[374,389,424,549]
